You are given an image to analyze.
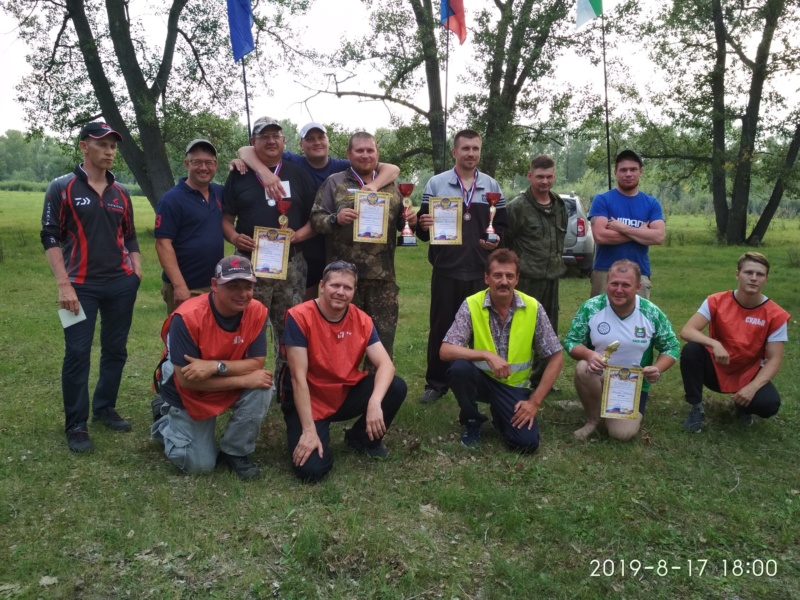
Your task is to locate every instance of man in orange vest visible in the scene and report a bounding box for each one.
[280,260,407,482]
[681,252,790,432]
[151,256,273,479]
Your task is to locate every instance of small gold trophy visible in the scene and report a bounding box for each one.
[397,182,417,247]
[602,340,620,364]
[484,192,501,243]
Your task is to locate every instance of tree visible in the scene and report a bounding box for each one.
[308,0,579,177]
[2,0,309,210]
[639,0,800,244]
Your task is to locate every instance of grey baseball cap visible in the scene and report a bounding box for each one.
[299,122,327,138]
[185,139,217,156]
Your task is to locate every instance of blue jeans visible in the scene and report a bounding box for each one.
[62,274,140,431]
[447,359,540,451]
[151,387,271,473]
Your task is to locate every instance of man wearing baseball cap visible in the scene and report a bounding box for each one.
[234,120,400,300]
[151,256,273,479]
[154,139,224,314]
[589,149,665,299]
[41,121,141,453]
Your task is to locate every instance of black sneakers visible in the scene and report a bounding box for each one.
[66,426,93,453]
[217,451,260,480]
[419,388,444,404]
[344,429,389,459]
[92,408,132,432]
[460,420,482,447]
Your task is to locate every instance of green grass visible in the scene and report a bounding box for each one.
[1,192,799,598]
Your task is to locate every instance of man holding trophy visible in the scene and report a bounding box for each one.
[416,129,507,404]
[309,132,411,360]
[563,260,680,441]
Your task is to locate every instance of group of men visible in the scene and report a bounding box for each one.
[42,120,790,483]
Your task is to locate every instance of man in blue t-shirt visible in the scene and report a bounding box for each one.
[588,149,665,299]
[155,139,224,314]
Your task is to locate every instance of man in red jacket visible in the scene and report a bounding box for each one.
[151,256,273,479]
[281,260,407,482]
[681,252,790,432]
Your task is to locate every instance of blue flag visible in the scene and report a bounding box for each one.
[227,0,254,62]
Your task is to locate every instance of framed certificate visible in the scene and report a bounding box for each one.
[353,191,390,244]
[430,196,462,245]
[251,226,290,280]
[601,365,643,419]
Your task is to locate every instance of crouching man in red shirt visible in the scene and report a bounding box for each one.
[151,256,273,479]
[280,260,407,482]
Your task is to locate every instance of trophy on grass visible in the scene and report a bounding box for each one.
[484,192,501,244]
[397,182,417,247]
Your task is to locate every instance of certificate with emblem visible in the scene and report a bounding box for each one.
[430,196,462,245]
[353,191,390,244]
[251,226,290,280]
[601,365,643,419]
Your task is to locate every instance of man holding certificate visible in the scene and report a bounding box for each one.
[564,260,680,441]
[440,250,563,450]
[309,132,410,360]
[222,117,317,377]
[680,252,789,433]
[416,129,508,404]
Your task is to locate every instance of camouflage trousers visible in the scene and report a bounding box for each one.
[251,251,308,379]
[161,281,210,315]
[353,278,399,366]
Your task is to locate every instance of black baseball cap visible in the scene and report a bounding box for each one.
[615,149,643,167]
[79,122,123,142]
[214,256,256,284]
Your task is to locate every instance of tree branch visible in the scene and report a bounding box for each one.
[150,0,188,99]
[725,32,756,69]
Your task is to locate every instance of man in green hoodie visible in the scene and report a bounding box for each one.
[505,155,567,386]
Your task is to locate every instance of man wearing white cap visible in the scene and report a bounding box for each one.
[235,121,399,299]
[151,256,272,479]
[155,139,224,314]
[41,122,142,453]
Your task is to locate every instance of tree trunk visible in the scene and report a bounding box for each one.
[726,0,785,244]
[410,0,447,173]
[747,121,800,245]
[710,0,728,238]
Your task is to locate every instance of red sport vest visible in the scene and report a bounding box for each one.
[284,301,373,419]
[161,294,268,420]
[707,291,790,392]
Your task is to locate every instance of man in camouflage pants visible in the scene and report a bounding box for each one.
[223,116,317,377]
[310,132,413,360]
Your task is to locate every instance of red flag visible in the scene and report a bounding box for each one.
[440,0,466,45]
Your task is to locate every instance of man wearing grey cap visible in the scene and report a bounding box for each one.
[41,122,141,453]
[235,121,399,299]
[154,139,224,314]
[589,149,665,299]
[151,256,272,480]
[222,117,317,379]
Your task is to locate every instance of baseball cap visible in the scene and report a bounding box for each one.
[615,149,643,167]
[79,122,123,142]
[185,139,217,156]
[252,117,283,136]
[299,122,327,139]
[214,256,257,284]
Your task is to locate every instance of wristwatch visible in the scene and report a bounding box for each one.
[216,361,228,375]
[328,212,338,226]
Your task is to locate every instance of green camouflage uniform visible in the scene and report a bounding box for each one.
[310,170,404,359]
[505,188,567,386]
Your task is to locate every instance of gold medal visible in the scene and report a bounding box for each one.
[278,214,289,228]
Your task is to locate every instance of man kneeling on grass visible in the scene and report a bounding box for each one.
[280,260,407,482]
[439,249,563,450]
[151,256,273,480]
[564,260,679,441]
[681,252,790,433]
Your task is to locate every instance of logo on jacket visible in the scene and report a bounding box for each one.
[634,326,646,338]
[74,197,91,206]
[745,316,766,327]
[337,331,352,340]
[597,322,611,335]
[233,335,244,345]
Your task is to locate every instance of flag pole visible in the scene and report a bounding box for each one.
[442,30,450,173]
[241,59,252,139]
[600,13,612,190]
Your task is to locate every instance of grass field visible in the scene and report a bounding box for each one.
[1,191,799,599]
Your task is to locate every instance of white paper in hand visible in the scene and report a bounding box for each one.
[58,305,87,328]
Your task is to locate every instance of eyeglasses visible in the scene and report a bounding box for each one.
[322,260,358,277]
[255,133,284,141]
[187,159,218,167]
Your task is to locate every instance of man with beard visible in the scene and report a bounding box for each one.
[309,131,412,360]
[589,150,665,299]
[222,117,317,378]
[564,260,680,441]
